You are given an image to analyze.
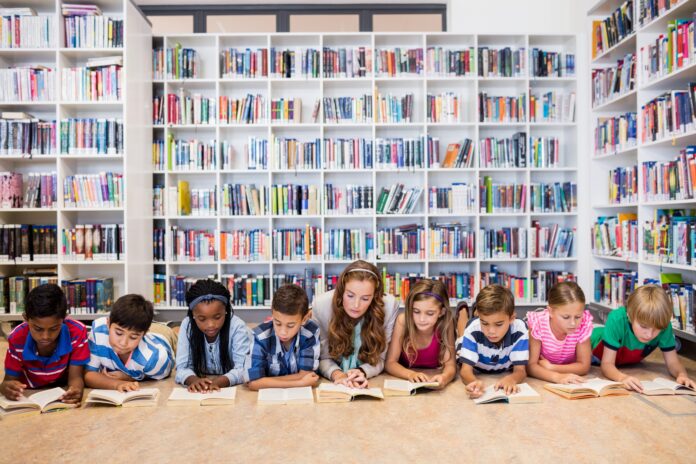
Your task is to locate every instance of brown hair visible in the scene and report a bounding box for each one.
[109,294,154,333]
[475,284,514,317]
[272,284,309,317]
[329,260,386,366]
[548,281,586,308]
[402,279,455,367]
[627,285,672,330]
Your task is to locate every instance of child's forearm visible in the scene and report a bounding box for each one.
[459,364,478,384]
[527,361,564,383]
[67,366,85,390]
[247,374,309,391]
[600,362,627,382]
[385,360,418,380]
[505,365,527,383]
[543,361,590,375]
[441,362,457,385]
[84,371,128,390]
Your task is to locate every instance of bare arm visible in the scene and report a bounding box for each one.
[435,324,458,387]
[84,370,138,392]
[61,365,85,404]
[526,335,563,383]
[246,371,318,391]
[600,347,643,392]
[495,364,527,394]
[663,350,696,388]
[385,314,428,382]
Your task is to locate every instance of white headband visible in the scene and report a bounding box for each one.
[345,268,379,279]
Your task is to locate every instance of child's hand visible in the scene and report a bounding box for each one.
[408,371,430,383]
[187,377,215,393]
[345,369,368,389]
[2,380,27,400]
[494,377,519,395]
[466,380,484,398]
[676,373,696,389]
[621,375,644,393]
[117,381,140,393]
[60,385,83,404]
[557,374,585,384]
[301,371,320,386]
[429,374,445,389]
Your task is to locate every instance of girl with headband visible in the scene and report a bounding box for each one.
[312,260,399,388]
[385,279,456,388]
[175,279,251,392]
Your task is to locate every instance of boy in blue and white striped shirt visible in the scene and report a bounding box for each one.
[84,294,175,392]
[245,284,320,390]
[456,284,529,399]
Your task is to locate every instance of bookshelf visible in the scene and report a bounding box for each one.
[152,32,580,323]
[0,0,152,321]
[588,0,696,342]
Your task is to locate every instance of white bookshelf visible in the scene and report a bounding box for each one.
[152,32,580,322]
[0,0,152,321]
[588,0,696,342]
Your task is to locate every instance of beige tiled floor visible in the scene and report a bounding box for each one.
[1,338,696,463]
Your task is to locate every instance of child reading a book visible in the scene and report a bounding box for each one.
[385,279,456,388]
[456,284,528,399]
[245,284,320,390]
[0,284,89,404]
[526,281,592,384]
[591,285,696,392]
[176,279,251,392]
[312,260,399,389]
[84,294,176,392]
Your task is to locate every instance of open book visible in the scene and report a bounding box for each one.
[316,383,384,403]
[383,379,440,397]
[640,377,696,396]
[473,383,541,404]
[86,388,160,407]
[544,378,629,399]
[257,387,314,405]
[0,387,76,417]
[168,387,237,406]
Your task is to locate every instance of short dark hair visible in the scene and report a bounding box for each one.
[109,294,154,333]
[475,284,515,317]
[25,284,67,320]
[272,284,309,317]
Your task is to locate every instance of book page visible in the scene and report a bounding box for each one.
[29,387,67,410]
[473,385,506,404]
[652,377,683,390]
[170,387,237,402]
[510,383,541,400]
[258,388,287,403]
[284,387,313,402]
[383,379,415,392]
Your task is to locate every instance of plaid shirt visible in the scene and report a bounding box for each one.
[244,319,320,382]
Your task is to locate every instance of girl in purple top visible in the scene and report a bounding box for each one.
[385,279,456,388]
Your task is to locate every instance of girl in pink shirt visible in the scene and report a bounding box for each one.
[527,281,593,384]
[385,279,456,388]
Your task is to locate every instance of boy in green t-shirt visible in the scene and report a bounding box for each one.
[591,285,696,392]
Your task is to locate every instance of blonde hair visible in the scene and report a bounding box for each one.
[402,279,455,367]
[548,281,586,308]
[329,260,386,366]
[475,284,514,317]
[626,285,672,330]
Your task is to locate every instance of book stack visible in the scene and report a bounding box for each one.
[324,184,373,216]
[478,92,526,122]
[272,136,321,170]
[220,183,268,216]
[437,138,475,168]
[0,270,58,313]
[324,228,374,261]
[169,139,217,172]
[529,181,577,213]
[427,92,461,123]
[270,184,320,216]
[0,66,55,102]
[374,91,414,123]
[477,46,526,77]
[479,177,527,214]
[531,270,577,303]
[0,9,54,49]
[62,277,114,314]
[221,274,271,307]
[167,275,199,307]
[272,226,322,262]
[592,214,638,259]
[165,43,198,79]
[323,46,371,78]
[168,226,216,262]
[0,224,57,262]
[594,268,638,308]
[60,118,123,155]
[63,172,123,208]
[376,225,425,260]
[640,85,695,143]
[323,95,373,124]
[269,48,320,79]
[530,136,560,168]
[166,181,216,217]
[642,209,696,266]
[271,97,302,123]
[0,116,57,155]
[153,227,165,261]
[62,4,123,49]
[529,91,576,122]
[479,227,528,260]
[375,184,423,214]
[322,137,373,170]
[594,113,637,155]
[426,46,475,76]
[531,48,575,77]
[591,0,634,58]
[375,47,423,76]
[607,165,638,205]
[639,17,694,84]
[219,229,270,262]
[375,137,425,169]
[166,90,216,125]
[529,222,575,258]
[479,133,527,168]
[61,224,123,261]
[428,223,475,260]
[219,93,266,124]
[591,53,636,108]
[220,48,268,79]
[641,148,696,202]
[428,183,476,214]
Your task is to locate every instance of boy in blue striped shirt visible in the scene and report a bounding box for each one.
[456,284,528,399]
[245,284,320,390]
[84,294,176,392]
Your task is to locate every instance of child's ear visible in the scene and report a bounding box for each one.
[303,310,312,324]
[510,313,516,321]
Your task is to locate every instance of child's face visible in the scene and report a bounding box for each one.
[192,300,227,340]
[342,279,375,320]
[272,309,309,345]
[549,302,585,335]
[411,298,443,333]
[25,315,63,350]
[108,321,145,357]
[478,311,514,344]
[631,318,660,343]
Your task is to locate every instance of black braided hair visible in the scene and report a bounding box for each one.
[185,279,233,377]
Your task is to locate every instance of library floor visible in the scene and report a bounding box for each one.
[2,338,696,463]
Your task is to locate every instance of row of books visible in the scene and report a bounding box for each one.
[323,95,372,124]
[0,224,57,262]
[167,139,218,172]
[375,225,425,260]
[530,48,575,77]
[594,268,637,309]
[375,137,425,170]
[439,138,475,168]
[592,214,639,260]
[63,14,122,49]
[478,47,525,78]
[324,184,374,215]
[639,16,695,84]
[325,228,374,261]
[529,221,575,258]
[323,137,373,170]
[0,12,54,49]
[591,0,634,58]
[270,48,320,79]
[427,184,477,214]
[220,94,266,124]
[166,227,216,262]
[637,0,681,27]
[426,92,462,123]
[375,48,423,76]
[375,92,414,124]
[641,276,695,333]
[323,46,371,78]
[479,132,527,168]
[222,138,268,171]
[641,148,696,202]
[61,224,123,261]
[608,165,638,205]
[478,92,526,122]
[162,91,216,125]
[270,97,303,123]
[429,223,475,260]
[0,117,56,155]
[220,229,270,262]
[269,184,321,216]
[591,53,635,108]
[61,64,122,102]
[154,44,198,80]
[480,265,576,303]
[0,272,59,314]
[0,172,56,209]
[169,184,217,217]
[529,182,577,213]
[60,118,123,155]
[221,48,267,79]
[375,184,423,214]
[479,177,526,213]
[642,209,696,266]
[0,66,55,102]
[272,226,322,261]
[220,183,266,217]
[641,84,696,143]
[529,91,576,123]
[530,136,560,168]
[426,47,474,77]
[479,227,528,259]
[271,136,321,170]
[63,277,114,314]
[594,112,637,155]
[63,173,123,209]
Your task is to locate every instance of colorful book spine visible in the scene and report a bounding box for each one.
[530,270,577,303]
[322,137,373,170]
[61,65,121,101]
[61,224,123,261]
[376,225,426,260]
[591,53,636,108]
[324,228,374,261]
[166,181,216,217]
[324,184,373,216]
[594,113,637,155]
[272,270,322,304]
[638,0,680,26]
[531,48,574,77]
[529,221,575,258]
[592,214,639,259]
[593,268,638,308]
[221,274,272,307]
[270,184,321,216]
[63,172,123,208]
[437,138,475,168]
[167,275,198,307]
[0,224,57,262]
[529,91,575,122]
[479,132,527,168]
[220,48,268,79]
[607,165,638,204]
[219,93,266,124]
[153,140,165,170]
[272,136,321,170]
[592,0,635,57]
[153,95,164,124]
[165,44,198,79]
[269,47,320,78]
[272,226,322,262]
[60,118,123,155]
[153,47,164,80]
[478,92,526,122]
[2,273,60,313]
[220,183,268,216]
[375,137,425,169]
[374,91,414,123]
[219,229,270,262]
[428,223,475,260]
[322,46,371,78]
[270,97,302,123]
[153,227,166,261]
[642,209,696,266]
[427,92,461,123]
[428,183,476,214]
[168,139,217,171]
[0,172,56,209]
[0,118,57,155]
[153,274,166,306]
[375,184,423,214]
[426,47,475,76]
[641,148,696,202]
[221,137,268,171]
[479,227,528,259]
[0,13,55,49]
[322,95,373,123]
[63,15,123,48]
[0,67,55,101]
[641,280,695,333]
[379,269,426,300]
[477,46,526,77]
[62,277,114,314]
[641,86,695,143]
[153,185,165,216]
[640,17,694,84]
[530,181,577,213]
[479,177,527,214]
[530,136,560,168]
[375,47,423,76]
[166,90,216,125]
[168,226,216,262]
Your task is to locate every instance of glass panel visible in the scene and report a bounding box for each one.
[207,15,276,33]
[148,15,194,35]
[373,14,443,32]
[290,14,360,33]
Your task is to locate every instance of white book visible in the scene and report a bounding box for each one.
[85,388,160,407]
[640,377,696,396]
[383,379,440,397]
[168,387,237,405]
[257,387,314,405]
[0,387,75,417]
[316,383,384,403]
[473,383,541,405]
[544,378,629,400]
